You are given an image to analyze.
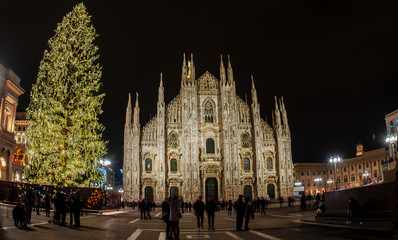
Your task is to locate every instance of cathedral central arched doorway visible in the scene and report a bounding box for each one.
[243,185,252,200]
[267,184,275,200]
[145,186,153,201]
[205,178,218,200]
[170,187,179,197]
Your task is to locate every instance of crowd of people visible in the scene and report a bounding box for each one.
[12,190,82,229]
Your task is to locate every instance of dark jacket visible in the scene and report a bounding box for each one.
[193,200,205,215]
[205,200,216,214]
[236,199,246,216]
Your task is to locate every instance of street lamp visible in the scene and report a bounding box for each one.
[386,133,397,164]
[330,156,342,190]
[363,171,370,185]
[327,178,333,185]
[295,181,302,187]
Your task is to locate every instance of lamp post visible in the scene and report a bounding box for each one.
[330,156,342,190]
[363,171,369,185]
[314,177,322,193]
[327,178,333,191]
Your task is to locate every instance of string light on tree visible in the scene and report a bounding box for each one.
[24,3,107,187]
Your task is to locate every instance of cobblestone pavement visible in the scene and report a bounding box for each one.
[0,205,394,240]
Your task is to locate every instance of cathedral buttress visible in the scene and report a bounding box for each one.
[123,93,133,201]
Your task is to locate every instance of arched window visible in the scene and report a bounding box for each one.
[170,158,177,172]
[169,133,178,148]
[267,157,273,170]
[243,158,250,171]
[206,138,215,153]
[145,158,152,172]
[390,120,395,134]
[204,101,214,123]
[241,133,250,148]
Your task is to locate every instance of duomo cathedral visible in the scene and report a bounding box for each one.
[123,54,293,203]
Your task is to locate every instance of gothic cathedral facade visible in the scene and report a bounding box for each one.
[123,54,293,203]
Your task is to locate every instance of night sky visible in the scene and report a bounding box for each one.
[1,1,397,171]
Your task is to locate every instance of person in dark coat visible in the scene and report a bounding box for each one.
[67,195,75,225]
[23,190,34,224]
[13,203,27,228]
[44,194,51,217]
[34,191,42,215]
[73,194,81,227]
[161,198,171,240]
[139,199,146,219]
[205,195,216,231]
[193,196,205,231]
[244,197,253,231]
[146,200,152,219]
[300,194,306,211]
[235,195,246,231]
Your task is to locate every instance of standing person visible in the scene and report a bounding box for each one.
[23,190,34,224]
[67,195,75,225]
[146,200,152,219]
[44,194,51,217]
[206,195,216,231]
[244,197,253,231]
[193,196,205,231]
[279,196,284,208]
[73,194,81,227]
[161,198,171,240]
[235,195,246,231]
[121,201,125,209]
[139,199,146,219]
[188,201,192,212]
[167,195,182,240]
[34,191,42,215]
[181,200,185,214]
[288,196,292,208]
[227,200,233,216]
[300,194,306,211]
[260,197,266,215]
[347,197,353,224]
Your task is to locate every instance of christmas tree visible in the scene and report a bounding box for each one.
[24,3,107,187]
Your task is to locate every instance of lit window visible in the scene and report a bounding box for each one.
[390,120,395,133]
[145,159,152,172]
[243,158,250,171]
[241,133,251,148]
[169,134,178,148]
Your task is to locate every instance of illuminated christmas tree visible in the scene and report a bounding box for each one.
[24,3,107,187]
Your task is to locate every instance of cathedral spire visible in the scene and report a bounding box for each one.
[125,93,132,129]
[133,92,140,127]
[227,55,234,84]
[220,54,226,85]
[189,53,195,83]
[181,53,187,85]
[251,75,258,103]
[274,96,281,128]
[158,73,164,103]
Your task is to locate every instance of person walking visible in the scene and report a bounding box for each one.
[206,195,216,231]
[288,196,292,208]
[300,194,306,211]
[34,191,42,215]
[167,195,182,240]
[227,200,233,216]
[278,196,284,208]
[193,196,205,231]
[23,190,34,224]
[161,198,171,240]
[73,194,81,227]
[244,197,253,231]
[44,193,51,217]
[139,199,146,219]
[235,195,246,231]
[260,197,266,215]
[146,200,152,219]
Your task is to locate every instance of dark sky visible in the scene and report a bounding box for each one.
[1,0,397,171]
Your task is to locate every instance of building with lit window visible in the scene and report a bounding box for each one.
[293,145,387,196]
[123,55,294,203]
[0,64,24,181]
[384,109,398,170]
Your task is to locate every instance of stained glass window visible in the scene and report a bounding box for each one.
[145,158,152,172]
[170,158,177,172]
[244,158,250,171]
[204,101,214,123]
[169,133,178,148]
[241,133,250,148]
[267,157,273,170]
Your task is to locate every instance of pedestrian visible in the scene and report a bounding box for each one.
[193,196,205,231]
[235,195,246,231]
[44,193,51,217]
[67,194,75,225]
[121,201,125,209]
[73,194,81,227]
[161,198,171,240]
[188,201,192,212]
[260,197,266,215]
[146,200,152,219]
[139,199,146,219]
[244,197,253,231]
[346,197,353,224]
[300,194,306,211]
[227,200,233,216]
[288,196,292,208]
[23,190,34,224]
[34,191,42,215]
[13,203,27,229]
[206,195,216,231]
[167,195,182,240]
[278,196,284,208]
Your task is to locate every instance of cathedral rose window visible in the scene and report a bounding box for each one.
[145,158,152,172]
[204,101,214,123]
